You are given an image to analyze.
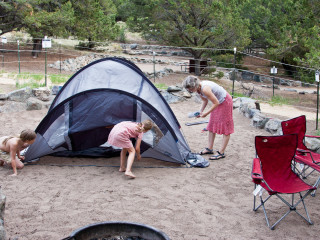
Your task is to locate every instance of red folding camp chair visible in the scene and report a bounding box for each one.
[252,134,316,230]
[281,115,320,195]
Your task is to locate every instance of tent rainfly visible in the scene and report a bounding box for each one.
[24,57,191,164]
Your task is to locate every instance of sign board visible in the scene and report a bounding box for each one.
[42,37,52,48]
[1,37,7,44]
[316,71,319,82]
[270,66,277,74]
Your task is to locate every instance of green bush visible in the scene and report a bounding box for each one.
[215,71,224,79]
[118,26,127,43]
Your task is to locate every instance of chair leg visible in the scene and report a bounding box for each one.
[255,191,314,230]
[259,195,271,229]
[275,192,314,228]
[311,176,320,197]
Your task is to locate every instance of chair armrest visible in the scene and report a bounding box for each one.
[251,158,263,184]
[296,148,311,155]
[305,134,320,138]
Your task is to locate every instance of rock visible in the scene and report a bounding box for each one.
[246,108,260,119]
[238,97,259,118]
[161,91,184,104]
[265,118,282,135]
[0,188,5,221]
[167,85,182,92]
[182,90,192,98]
[232,97,241,109]
[32,87,51,101]
[304,137,320,153]
[0,94,8,100]
[8,87,32,102]
[51,85,63,95]
[283,88,298,92]
[0,101,26,113]
[130,44,138,49]
[0,187,6,240]
[252,112,269,129]
[0,219,5,240]
[26,97,43,111]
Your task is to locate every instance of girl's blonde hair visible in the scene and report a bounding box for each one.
[182,75,200,90]
[140,119,153,132]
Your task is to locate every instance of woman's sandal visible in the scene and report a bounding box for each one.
[199,148,213,155]
[209,151,225,160]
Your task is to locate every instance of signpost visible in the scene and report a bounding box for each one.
[270,66,277,97]
[42,36,52,86]
[316,70,320,130]
[232,47,237,98]
[1,37,7,68]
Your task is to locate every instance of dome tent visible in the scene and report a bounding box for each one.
[24,57,192,165]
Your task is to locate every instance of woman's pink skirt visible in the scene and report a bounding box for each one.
[206,93,234,135]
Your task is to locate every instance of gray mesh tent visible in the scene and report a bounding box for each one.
[24,57,191,165]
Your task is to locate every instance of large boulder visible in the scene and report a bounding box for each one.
[8,87,32,102]
[238,97,260,118]
[32,87,51,101]
[0,93,8,100]
[265,118,282,135]
[252,112,270,129]
[304,137,320,154]
[26,97,43,111]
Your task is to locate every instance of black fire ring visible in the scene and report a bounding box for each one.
[62,221,171,240]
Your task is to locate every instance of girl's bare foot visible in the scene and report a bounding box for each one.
[119,168,126,172]
[125,171,136,179]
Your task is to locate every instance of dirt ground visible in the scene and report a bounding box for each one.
[1,97,320,240]
[0,45,320,240]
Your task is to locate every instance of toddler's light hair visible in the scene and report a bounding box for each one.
[20,129,36,142]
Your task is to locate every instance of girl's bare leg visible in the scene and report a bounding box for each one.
[125,147,136,178]
[119,149,127,172]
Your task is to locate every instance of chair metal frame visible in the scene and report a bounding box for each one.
[281,115,320,196]
[252,135,316,230]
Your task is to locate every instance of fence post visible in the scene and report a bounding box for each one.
[59,42,62,73]
[17,40,20,74]
[232,47,236,98]
[316,70,319,130]
[271,66,277,97]
[45,49,47,87]
[1,37,6,69]
[153,51,156,83]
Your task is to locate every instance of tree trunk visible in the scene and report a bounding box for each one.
[88,37,95,50]
[32,39,42,58]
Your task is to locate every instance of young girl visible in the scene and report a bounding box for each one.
[107,120,153,179]
[0,129,37,176]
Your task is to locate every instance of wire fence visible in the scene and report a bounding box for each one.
[1,37,320,127]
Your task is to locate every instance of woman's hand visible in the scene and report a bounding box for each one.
[200,112,209,118]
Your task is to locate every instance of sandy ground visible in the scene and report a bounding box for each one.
[0,96,320,240]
